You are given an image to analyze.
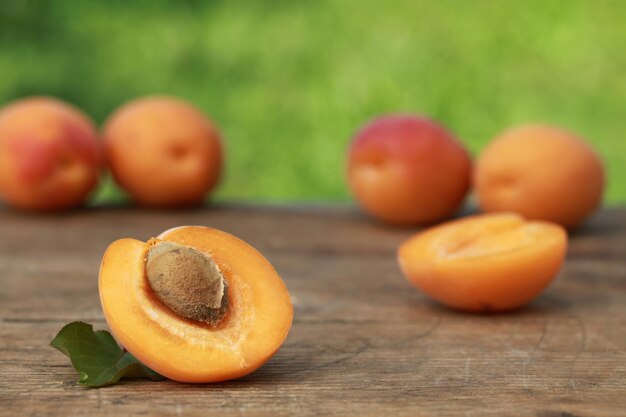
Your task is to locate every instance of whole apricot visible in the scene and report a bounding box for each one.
[347,115,471,225]
[0,97,101,211]
[398,213,567,312]
[104,97,223,207]
[99,226,293,383]
[474,125,605,228]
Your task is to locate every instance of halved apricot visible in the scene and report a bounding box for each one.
[99,226,293,383]
[397,213,567,312]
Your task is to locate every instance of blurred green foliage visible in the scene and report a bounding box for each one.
[0,0,624,203]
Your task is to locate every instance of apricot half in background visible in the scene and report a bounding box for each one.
[99,226,293,383]
[397,213,567,312]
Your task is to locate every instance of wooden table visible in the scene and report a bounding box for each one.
[1,206,625,416]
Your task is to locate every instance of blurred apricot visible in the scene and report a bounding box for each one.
[0,97,101,211]
[474,125,604,228]
[104,97,223,207]
[347,115,471,225]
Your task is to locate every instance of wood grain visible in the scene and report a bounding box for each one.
[1,205,625,417]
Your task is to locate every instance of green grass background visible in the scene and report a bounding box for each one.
[1,0,624,203]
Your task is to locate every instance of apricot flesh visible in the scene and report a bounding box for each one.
[347,115,471,225]
[397,213,567,312]
[474,124,605,228]
[103,97,223,207]
[0,97,101,211]
[99,226,293,383]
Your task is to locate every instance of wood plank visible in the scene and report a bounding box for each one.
[1,206,625,416]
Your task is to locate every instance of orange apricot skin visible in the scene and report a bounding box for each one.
[474,124,605,229]
[397,214,568,312]
[99,226,293,383]
[347,115,471,225]
[103,97,223,208]
[0,97,101,211]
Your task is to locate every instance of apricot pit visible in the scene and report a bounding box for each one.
[146,241,228,326]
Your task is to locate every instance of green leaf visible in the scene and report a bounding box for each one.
[50,321,164,387]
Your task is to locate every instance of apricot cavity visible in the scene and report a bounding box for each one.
[0,97,101,211]
[347,115,471,225]
[397,213,567,312]
[474,124,605,228]
[99,226,293,383]
[103,97,223,207]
